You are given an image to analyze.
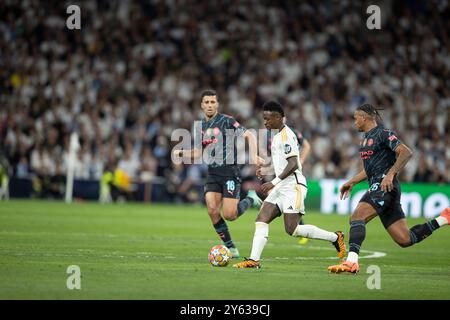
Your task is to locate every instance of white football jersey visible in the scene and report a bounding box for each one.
[271,125,306,186]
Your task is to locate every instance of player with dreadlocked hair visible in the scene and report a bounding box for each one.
[357,103,385,125]
[328,103,450,274]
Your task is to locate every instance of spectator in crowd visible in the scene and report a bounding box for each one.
[0,1,448,203]
[0,157,9,200]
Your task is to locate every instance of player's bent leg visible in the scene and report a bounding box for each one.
[222,195,256,221]
[221,178,255,219]
[328,202,377,274]
[389,208,450,248]
[205,192,223,224]
[290,217,346,259]
[347,202,378,258]
[222,193,269,258]
[233,202,280,269]
[206,192,238,255]
[283,212,301,236]
[222,198,239,221]
[386,219,413,247]
[350,201,379,223]
[255,201,281,224]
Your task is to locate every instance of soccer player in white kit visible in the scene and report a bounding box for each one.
[233,100,346,269]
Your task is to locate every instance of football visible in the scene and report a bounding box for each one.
[208,245,231,267]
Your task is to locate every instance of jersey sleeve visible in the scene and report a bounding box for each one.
[382,129,401,151]
[227,116,247,137]
[283,130,299,159]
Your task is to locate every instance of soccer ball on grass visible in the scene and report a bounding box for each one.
[208,245,231,267]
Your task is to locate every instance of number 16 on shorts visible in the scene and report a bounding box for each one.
[226,180,235,195]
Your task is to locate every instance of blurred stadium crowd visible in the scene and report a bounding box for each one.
[1,0,449,201]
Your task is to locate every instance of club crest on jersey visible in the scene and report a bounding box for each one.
[368,138,373,146]
[284,144,292,154]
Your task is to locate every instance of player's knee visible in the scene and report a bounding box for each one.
[222,209,238,221]
[207,207,220,218]
[350,213,364,223]
[395,236,412,248]
[223,214,237,221]
[397,240,411,248]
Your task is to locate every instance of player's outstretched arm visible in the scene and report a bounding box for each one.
[381,143,413,192]
[340,170,368,200]
[243,130,265,166]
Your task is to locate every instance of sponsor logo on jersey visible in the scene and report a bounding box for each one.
[202,138,218,145]
[388,135,397,141]
[360,150,374,159]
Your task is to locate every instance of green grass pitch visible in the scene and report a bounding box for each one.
[0,200,449,299]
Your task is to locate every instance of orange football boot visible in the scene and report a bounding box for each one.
[332,231,347,260]
[232,258,261,269]
[328,260,359,274]
[439,207,450,225]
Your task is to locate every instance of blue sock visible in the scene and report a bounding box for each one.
[213,218,235,248]
[409,219,440,245]
[349,220,366,254]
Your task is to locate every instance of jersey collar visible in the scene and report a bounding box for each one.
[365,125,380,137]
[204,112,220,123]
[274,125,286,136]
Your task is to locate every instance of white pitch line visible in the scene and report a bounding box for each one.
[264,245,386,261]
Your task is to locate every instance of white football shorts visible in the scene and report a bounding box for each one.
[265,181,307,214]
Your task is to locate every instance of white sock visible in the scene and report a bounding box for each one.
[250,222,269,261]
[436,216,448,227]
[347,251,359,264]
[292,224,338,242]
